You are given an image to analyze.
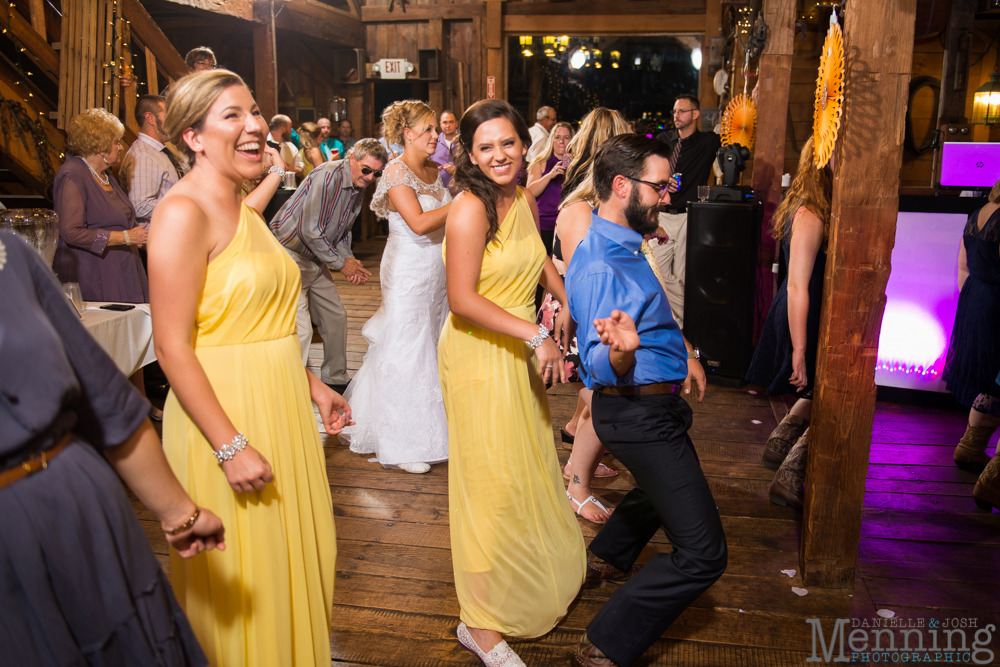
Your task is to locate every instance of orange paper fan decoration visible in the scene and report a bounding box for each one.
[813,10,844,168]
[721,94,757,151]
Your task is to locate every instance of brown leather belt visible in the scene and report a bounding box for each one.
[598,382,684,396]
[0,434,72,490]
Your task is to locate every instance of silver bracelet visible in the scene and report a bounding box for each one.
[123,229,131,246]
[527,323,549,350]
[213,431,248,465]
[267,165,287,180]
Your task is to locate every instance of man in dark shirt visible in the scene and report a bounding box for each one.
[567,134,726,667]
[651,94,722,329]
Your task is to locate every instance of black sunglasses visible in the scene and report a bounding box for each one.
[624,175,671,196]
[361,166,383,178]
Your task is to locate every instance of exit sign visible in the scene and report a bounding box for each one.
[379,59,409,80]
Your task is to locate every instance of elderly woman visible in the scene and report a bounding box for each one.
[53,108,149,303]
[52,108,161,417]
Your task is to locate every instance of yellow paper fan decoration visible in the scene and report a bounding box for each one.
[721,94,757,151]
[813,9,844,168]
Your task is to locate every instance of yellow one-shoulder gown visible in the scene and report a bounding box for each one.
[438,188,586,638]
[162,204,336,666]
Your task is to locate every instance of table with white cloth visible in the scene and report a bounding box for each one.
[81,302,156,376]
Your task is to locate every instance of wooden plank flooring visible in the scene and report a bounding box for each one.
[144,237,1000,666]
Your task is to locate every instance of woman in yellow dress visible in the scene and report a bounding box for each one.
[440,98,586,666]
[149,70,349,666]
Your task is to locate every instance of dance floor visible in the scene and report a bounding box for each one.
[139,237,1000,666]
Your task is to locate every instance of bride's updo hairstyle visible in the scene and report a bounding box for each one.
[453,99,531,244]
[165,69,247,163]
[381,99,436,148]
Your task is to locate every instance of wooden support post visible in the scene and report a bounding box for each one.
[699,0,722,113]
[484,0,504,100]
[28,0,46,40]
[750,0,796,319]
[253,16,278,123]
[426,18,444,114]
[145,46,158,96]
[123,21,138,135]
[801,0,917,589]
[938,0,976,125]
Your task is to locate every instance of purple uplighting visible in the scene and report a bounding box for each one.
[875,211,968,392]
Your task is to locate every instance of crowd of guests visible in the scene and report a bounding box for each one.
[5,37,998,667]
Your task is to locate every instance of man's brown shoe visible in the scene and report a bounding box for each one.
[582,551,641,589]
[571,633,618,667]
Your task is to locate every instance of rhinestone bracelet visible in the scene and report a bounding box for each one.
[213,431,248,465]
[527,323,549,350]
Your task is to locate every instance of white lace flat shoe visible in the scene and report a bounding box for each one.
[398,462,431,474]
[457,622,526,667]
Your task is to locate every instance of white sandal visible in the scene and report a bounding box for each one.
[457,622,526,667]
[566,490,612,524]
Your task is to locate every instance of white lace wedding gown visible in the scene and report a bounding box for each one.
[341,159,451,467]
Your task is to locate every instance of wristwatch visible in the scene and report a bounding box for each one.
[688,347,701,360]
[267,164,287,180]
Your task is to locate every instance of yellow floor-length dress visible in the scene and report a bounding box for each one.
[438,188,586,638]
[162,204,337,666]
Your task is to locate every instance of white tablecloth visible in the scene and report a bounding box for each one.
[82,302,156,376]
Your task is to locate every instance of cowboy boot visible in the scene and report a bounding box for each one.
[762,413,809,469]
[954,424,996,473]
[769,429,808,509]
[973,451,1000,512]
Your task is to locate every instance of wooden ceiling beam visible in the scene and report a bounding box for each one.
[121,0,189,79]
[154,0,256,22]
[281,0,359,24]
[503,13,705,35]
[361,3,486,22]
[272,6,363,48]
[505,1,706,16]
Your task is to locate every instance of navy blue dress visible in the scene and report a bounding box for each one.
[943,208,1000,408]
[746,210,827,396]
[0,231,206,666]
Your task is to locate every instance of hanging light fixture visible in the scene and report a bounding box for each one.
[973,45,1000,125]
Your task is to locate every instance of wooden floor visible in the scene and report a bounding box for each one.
[142,237,1000,666]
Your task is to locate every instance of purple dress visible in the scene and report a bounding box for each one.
[52,157,149,303]
[0,230,206,666]
[536,154,564,232]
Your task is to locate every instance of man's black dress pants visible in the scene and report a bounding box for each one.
[586,391,728,667]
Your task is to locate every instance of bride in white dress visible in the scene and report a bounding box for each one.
[342,100,452,474]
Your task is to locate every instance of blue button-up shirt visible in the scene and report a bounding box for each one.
[566,211,688,389]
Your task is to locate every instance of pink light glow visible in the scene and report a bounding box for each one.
[875,212,967,392]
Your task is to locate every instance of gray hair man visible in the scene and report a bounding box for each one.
[528,105,557,162]
[268,139,389,393]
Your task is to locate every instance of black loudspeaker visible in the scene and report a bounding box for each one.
[684,199,762,386]
[332,49,366,84]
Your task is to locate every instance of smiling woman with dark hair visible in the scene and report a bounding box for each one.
[438,98,585,667]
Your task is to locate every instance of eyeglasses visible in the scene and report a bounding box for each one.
[361,166,383,178]
[672,108,695,116]
[193,60,216,69]
[624,175,671,196]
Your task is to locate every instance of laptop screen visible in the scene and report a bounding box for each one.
[940,142,1000,188]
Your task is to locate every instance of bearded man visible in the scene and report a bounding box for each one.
[565,134,726,667]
